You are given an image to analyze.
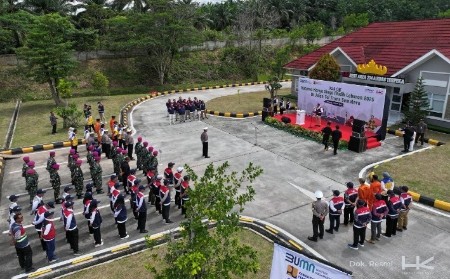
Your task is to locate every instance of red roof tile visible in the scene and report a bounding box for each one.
[285,18,450,76]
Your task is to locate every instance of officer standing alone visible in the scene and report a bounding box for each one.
[201,127,210,158]
[307,191,328,242]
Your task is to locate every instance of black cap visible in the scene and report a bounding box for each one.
[8,195,18,202]
[357,199,366,207]
[168,162,175,166]
[332,190,340,196]
[84,192,92,199]
[64,201,74,208]
[65,195,74,201]
[37,189,46,195]
[11,205,22,212]
[138,185,145,190]
[90,199,100,207]
[163,179,170,185]
[64,186,72,192]
[346,182,354,188]
[44,211,54,218]
[46,201,55,208]
[387,190,395,196]
[134,179,141,185]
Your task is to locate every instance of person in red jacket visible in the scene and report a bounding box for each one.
[348,199,371,250]
[367,194,388,244]
[343,182,358,225]
[42,211,57,262]
[326,190,344,234]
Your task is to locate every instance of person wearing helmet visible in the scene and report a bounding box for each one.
[348,199,371,250]
[307,190,328,242]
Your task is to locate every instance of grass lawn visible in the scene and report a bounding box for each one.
[0,101,17,149]
[206,88,292,113]
[10,94,148,148]
[375,129,450,202]
[63,228,274,279]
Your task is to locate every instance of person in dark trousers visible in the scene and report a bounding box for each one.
[383,190,402,238]
[331,125,342,155]
[415,119,427,146]
[11,213,34,272]
[114,194,129,239]
[89,199,103,247]
[367,194,388,244]
[307,191,328,242]
[135,185,148,233]
[160,179,173,224]
[63,201,80,255]
[121,157,131,194]
[49,112,58,134]
[343,182,358,225]
[348,199,371,250]
[326,190,344,234]
[181,175,190,216]
[126,129,134,160]
[201,127,209,158]
[401,122,414,152]
[321,122,332,151]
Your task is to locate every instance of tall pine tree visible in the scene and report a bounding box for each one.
[403,77,430,125]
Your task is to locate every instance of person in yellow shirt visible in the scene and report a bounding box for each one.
[86,115,94,132]
[70,128,78,153]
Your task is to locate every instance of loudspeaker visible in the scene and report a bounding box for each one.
[348,136,367,153]
[263,98,271,108]
[352,119,366,133]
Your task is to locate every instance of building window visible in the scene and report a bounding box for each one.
[427,93,445,117]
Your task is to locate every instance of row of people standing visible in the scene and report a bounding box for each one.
[166,97,208,125]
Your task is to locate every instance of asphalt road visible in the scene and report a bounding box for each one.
[1,83,449,279]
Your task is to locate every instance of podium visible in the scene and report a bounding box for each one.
[296,110,305,125]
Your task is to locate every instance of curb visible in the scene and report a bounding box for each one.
[12,215,352,279]
[387,128,445,146]
[0,139,86,156]
[120,80,292,126]
[359,150,450,212]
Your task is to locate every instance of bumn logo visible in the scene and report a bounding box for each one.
[402,256,434,270]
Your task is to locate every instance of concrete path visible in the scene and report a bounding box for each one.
[1,83,449,279]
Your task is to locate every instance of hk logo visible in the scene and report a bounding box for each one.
[402,256,434,270]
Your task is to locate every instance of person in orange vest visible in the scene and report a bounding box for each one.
[42,211,57,262]
[343,182,358,226]
[369,175,382,209]
[326,190,344,234]
[357,178,371,207]
[109,116,116,132]
[94,118,101,143]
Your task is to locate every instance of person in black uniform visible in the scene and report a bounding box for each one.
[136,185,148,233]
[331,125,342,155]
[321,122,332,151]
[401,122,414,152]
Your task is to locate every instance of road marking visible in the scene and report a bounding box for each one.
[287,182,317,201]
[72,255,93,265]
[10,165,47,173]
[414,202,450,218]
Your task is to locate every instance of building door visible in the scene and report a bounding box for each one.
[390,87,402,111]
[401,92,411,113]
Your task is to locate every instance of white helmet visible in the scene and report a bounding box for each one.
[177,167,184,173]
[156,174,163,180]
[314,190,323,199]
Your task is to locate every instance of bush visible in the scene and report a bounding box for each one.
[54,103,83,129]
[264,117,348,149]
[91,71,110,96]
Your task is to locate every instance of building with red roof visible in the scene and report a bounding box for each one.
[285,18,450,127]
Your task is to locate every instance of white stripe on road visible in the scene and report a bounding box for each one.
[287,182,317,201]
[10,164,47,174]
[414,202,450,218]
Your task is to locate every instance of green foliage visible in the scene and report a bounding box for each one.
[147,161,263,279]
[91,71,110,96]
[201,29,226,41]
[438,9,450,18]
[265,76,282,100]
[301,21,325,44]
[220,46,260,81]
[0,10,35,54]
[265,117,349,149]
[54,103,83,128]
[270,45,292,79]
[343,13,369,31]
[402,77,430,126]
[309,53,341,81]
[57,78,76,98]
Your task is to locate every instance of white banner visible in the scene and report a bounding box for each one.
[297,78,386,133]
[270,244,351,279]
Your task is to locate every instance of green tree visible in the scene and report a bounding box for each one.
[54,103,83,128]
[342,13,369,32]
[91,71,110,96]
[17,13,77,106]
[438,9,450,18]
[270,45,291,79]
[0,11,35,53]
[308,53,340,81]
[403,77,430,125]
[147,161,263,279]
[301,21,324,45]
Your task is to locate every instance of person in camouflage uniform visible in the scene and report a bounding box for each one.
[26,167,39,204]
[92,156,103,194]
[150,150,159,174]
[73,160,84,198]
[135,137,143,170]
[141,143,149,174]
[22,156,30,185]
[46,151,56,175]
[111,141,120,176]
[49,163,62,203]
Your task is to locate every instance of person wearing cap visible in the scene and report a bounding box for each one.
[164,162,175,188]
[357,178,371,208]
[60,195,74,243]
[33,200,55,251]
[146,167,156,205]
[85,182,94,194]
[348,199,371,250]
[180,175,190,216]
[68,151,76,184]
[153,174,163,214]
[125,129,134,160]
[117,124,125,149]
[22,156,30,185]
[150,150,159,173]
[120,156,131,194]
[114,194,129,239]
[42,211,57,262]
[62,186,73,201]
[141,142,149,174]
[50,164,62,203]
[92,156,104,194]
[136,185,148,233]
[70,128,79,153]
[130,179,140,219]
[326,190,344,234]
[101,129,112,159]
[397,186,412,232]
[10,213,34,272]
[9,205,22,232]
[63,201,81,255]
[97,101,105,122]
[174,167,184,209]
[89,199,104,247]
[160,179,173,224]
[201,127,210,158]
[307,191,328,242]
[383,190,402,238]
[107,174,118,194]
[343,182,358,226]
[8,194,19,223]
[46,152,56,174]
[31,188,46,214]
[111,141,120,175]
[135,137,143,170]
[83,193,94,235]
[127,169,137,192]
[26,165,39,205]
[73,160,85,199]
[110,182,121,212]
[367,194,388,244]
